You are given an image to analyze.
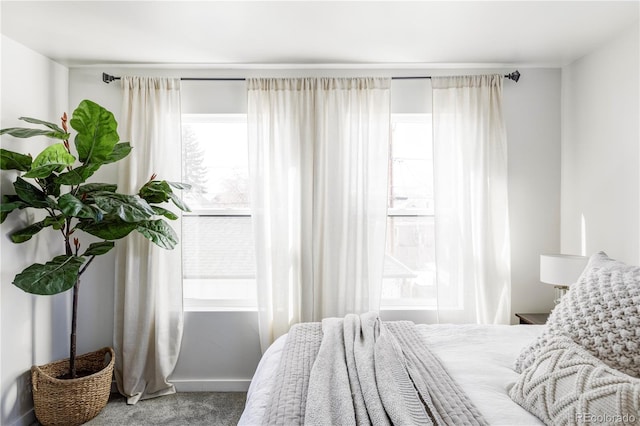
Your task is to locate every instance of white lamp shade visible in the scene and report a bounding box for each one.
[540,254,589,286]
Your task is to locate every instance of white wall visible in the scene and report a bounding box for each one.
[1,35,69,426]
[561,23,640,264]
[505,69,562,316]
[68,66,561,390]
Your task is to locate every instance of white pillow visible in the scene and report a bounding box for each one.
[510,335,640,426]
[514,252,640,378]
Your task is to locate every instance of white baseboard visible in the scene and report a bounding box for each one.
[171,379,251,392]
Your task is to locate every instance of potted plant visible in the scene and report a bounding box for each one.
[0,99,189,425]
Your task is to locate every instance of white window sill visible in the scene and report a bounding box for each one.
[183,302,457,313]
[183,298,258,312]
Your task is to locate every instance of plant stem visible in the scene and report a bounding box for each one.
[70,278,79,379]
[79,255,96,276]
[63,217,78,379]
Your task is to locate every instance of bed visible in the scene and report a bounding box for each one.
[239,321,546,425]
[239,252,640,425]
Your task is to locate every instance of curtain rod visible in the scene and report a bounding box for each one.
[102,70,521,84]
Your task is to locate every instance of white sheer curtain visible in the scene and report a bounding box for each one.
[114,76,183,404]
[431,75,511,324]
[248,78,390,351]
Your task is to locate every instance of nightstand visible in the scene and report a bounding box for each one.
[515,313,549,325]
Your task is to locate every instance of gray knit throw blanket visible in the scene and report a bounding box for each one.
[262,313,487,426]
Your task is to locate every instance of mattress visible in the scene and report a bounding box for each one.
[239,323,546,425]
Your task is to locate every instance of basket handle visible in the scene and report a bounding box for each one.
[31,367,39,391]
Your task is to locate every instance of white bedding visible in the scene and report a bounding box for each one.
[239,323,546,426]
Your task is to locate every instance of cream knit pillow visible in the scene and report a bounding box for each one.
[510,336,640,426]
[514,252,640,378]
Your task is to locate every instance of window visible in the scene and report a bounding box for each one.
[181,114,257,310]
[381,114,436,308]
[181,113,435,310]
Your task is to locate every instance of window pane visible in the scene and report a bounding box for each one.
[388,115,433,214]
[382,216,436,307]
[182,115,249,211]
[182,215,256,307]
[182,216,255,279]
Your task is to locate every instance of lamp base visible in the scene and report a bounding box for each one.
[553,285,569,304]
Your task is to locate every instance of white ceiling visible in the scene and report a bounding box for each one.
[1,1,638,68]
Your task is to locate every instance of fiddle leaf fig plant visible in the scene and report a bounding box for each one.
[0,99,189,378]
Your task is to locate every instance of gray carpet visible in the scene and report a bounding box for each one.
[83,392,247,425]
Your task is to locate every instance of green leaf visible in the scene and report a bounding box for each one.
[58,193,99,220]
[103,142,132,164]
[90,206,104,222]
[23,144,75,179]
[10,223,46,243]
[139,180,172,204]
[10,216,64,243]
[169,192,190,212]
[136,219,178,249]
[55,164,99,185]
[46,215,65,230]
[0,201,26,212]
[77,216,137,240]
[167,181,192,190]
[13,255,85,295]
[0,149,32,171]
[70,100,119,165]
[77,183,117,197]
[151,206,178,220]
[18,117,66,134]
[0,195,28,211]
[139,180,190,212]
[14,177,56,209]
[0,127,69,140]
[42,174,61,197]
[93,192,155,222]
[0,195,28,223]
[82,241,115,256]
[75,183,117,205]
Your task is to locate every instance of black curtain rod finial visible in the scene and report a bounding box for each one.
[505,70,520,82]
[102,72,119,84]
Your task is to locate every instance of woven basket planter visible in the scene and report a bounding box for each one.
[31,347,115,426]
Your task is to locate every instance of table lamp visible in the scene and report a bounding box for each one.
[540,254,588,304]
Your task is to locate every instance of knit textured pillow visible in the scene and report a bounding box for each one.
[509,336,640,426]
[514,252,640,378]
